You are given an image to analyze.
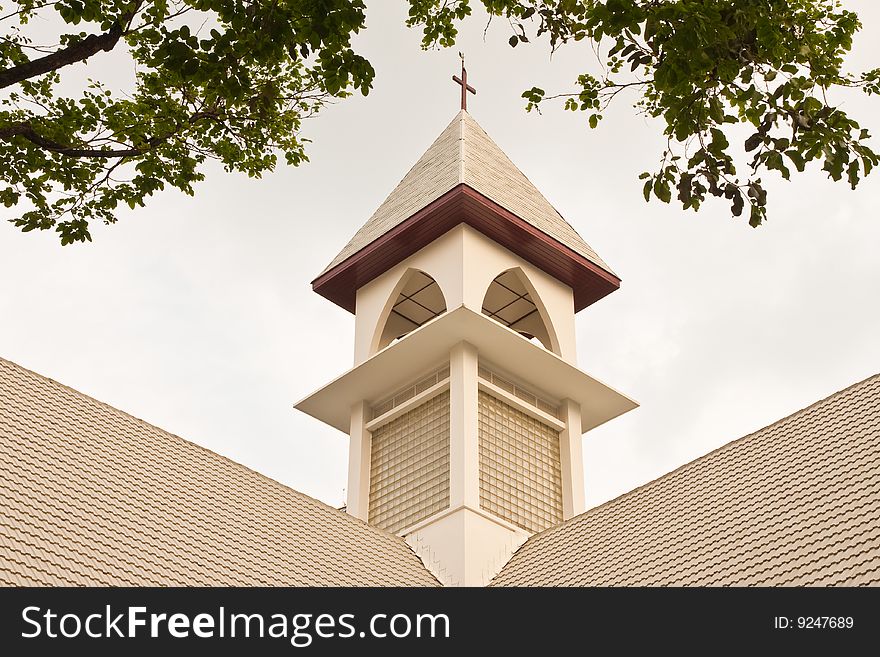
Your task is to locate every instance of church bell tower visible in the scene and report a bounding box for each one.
[296,62,636,586]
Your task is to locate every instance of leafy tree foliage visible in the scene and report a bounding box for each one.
[1,1,877,243]
[410,0,880,227]
[1,0,372,243]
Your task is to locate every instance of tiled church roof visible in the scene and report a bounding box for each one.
[491,374,880,586]
[0,357,439,586]
[1,354,877,587]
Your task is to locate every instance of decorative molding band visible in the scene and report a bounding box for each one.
[365,380,450,432]
[477,379,566,431]
[398,502,530,538]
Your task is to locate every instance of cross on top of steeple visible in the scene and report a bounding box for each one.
[452,52,476,111]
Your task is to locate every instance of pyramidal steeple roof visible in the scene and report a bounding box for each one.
[322,111,614,276]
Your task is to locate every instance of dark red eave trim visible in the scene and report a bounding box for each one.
[312,183,621,314]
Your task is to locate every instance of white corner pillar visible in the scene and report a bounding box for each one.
[346,400,371,520]
[559,398,586,519]
[407,341,531,587]
[448,341,480,510]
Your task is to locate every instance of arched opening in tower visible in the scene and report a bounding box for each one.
[481,269,554,351]
[378,270,447,350]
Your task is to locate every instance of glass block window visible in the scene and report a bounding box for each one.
[478,391,563,533]
[369,391,450,534]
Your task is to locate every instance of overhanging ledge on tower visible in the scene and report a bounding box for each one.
[294,306,638,434]
[312,111,621,314]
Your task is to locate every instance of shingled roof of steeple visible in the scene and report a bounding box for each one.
[322,111,613,277]
[312,111,621,313]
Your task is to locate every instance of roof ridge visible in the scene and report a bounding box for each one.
[528,371,880,540]
[457,110,466,182]
[0,354,419,548]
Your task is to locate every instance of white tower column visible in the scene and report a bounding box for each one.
[559,398,586,519]
[346,400,371,520]
[449,341,479,509]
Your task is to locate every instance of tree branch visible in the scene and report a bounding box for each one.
[0,121,144,157]
[0,3,142,89]
[1,110,222,159]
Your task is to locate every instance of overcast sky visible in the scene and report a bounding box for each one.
[1,2,878,510]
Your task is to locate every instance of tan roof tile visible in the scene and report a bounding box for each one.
[3,350,875,588]
[0,357,439,587]
[321,111,614,276]
[491,374,880,586]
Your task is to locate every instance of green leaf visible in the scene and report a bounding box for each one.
[766,151,790,180]
[749,204,764,227]
[688,150,705,168]
[847,160,860,189]
[653,177,671,203]
[784,150,806,172]
[677,172,693,207]
[744,134,762,152]
[708,128,729,157]
[731,190,744,217]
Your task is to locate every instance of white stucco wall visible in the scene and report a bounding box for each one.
[353,225,578,366]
